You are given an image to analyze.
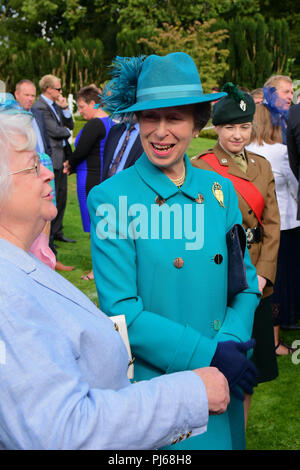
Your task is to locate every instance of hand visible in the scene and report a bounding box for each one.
[56,94,68,109]
[63,160,71,175]
[193,367,230,415]
[210,340,258,401]
[257,275,267,293]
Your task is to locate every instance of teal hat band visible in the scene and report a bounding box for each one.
[137,84,204,102]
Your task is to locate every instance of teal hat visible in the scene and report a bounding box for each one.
[102,53,227,116]
[212,83,255,125]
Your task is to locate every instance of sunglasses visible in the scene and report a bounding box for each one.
[9,154,41,177]
[53,87,62,91]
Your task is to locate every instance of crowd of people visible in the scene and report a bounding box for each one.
[0,51,299,450]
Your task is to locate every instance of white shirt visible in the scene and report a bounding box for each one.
[246,141,300,230]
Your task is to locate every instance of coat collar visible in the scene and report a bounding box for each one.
[0,238,98,315]
[39,95,60,122]
[134,152,201,201]
[213,142,260,182]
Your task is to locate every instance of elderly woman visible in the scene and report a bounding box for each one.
[0,94,231,450]
[87,53,261,450]
[192,83,281,426]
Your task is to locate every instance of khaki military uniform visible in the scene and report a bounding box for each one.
[192,142,281,297]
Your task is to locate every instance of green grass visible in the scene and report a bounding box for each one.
[57,135,300,450]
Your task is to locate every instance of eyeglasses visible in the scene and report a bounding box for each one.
[9,154,41,177]
[53,87,62,91]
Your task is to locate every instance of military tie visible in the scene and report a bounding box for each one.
[232,153,248,173]
[108,125,135,177]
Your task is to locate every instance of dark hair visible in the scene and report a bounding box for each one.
[194,102,211,131]
[76,86,102,105]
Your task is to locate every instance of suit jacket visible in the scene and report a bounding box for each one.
[0,238,208,450]
[102,123,143,182]
[287,103,300,180]
[31,107,52,157]
[88,153,260,449]
[192,142,281,297]
[33,96,74,170]
[287,103,300,219]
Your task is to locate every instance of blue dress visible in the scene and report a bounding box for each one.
[72,117,114,232]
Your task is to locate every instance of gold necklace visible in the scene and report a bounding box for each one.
[169,165,186,187]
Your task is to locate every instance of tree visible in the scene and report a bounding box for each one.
[258,0,300,78]
[138,20,229,92]
[222,14,290,89]
[0,0,297,91]
[0,37,105,93]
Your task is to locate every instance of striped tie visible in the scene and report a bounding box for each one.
[108,125,134,177]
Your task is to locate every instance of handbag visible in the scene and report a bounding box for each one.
[226,224,248,303]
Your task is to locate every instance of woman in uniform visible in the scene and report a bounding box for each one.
[88,54,261,449]
[192,83,281,425]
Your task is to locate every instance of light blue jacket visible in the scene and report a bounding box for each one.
[0,239,209,449]
[88,153,261,450]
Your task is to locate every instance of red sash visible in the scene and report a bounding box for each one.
[201,153,265,225]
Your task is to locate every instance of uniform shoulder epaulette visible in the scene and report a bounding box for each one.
[246,149,267,161]
[191,149,214,160]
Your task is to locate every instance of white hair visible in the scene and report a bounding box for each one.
[0,113,37,205]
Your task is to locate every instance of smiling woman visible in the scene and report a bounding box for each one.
[88,53,261,450]
[138,104,209,181]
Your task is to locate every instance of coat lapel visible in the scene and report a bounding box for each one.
[0,239,98,316]
[134,153,201,201]
[103,123,126,178]
[244,149,260,182]
[213,142,260,182]
[124,135,143,169]
[39,96,61,124]
[29,265,98,314]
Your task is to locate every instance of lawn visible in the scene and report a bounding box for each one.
[57,134,300,450]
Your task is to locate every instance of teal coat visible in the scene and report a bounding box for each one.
[88,153,260,450]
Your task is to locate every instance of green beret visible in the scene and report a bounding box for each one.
[212,82,255,125]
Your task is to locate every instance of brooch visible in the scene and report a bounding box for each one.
[240,99,247,111]
[212,182,225,208]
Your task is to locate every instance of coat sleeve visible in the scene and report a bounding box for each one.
[287,106,300,180]
[88,178,260,373]
[32,109,53,158]
[34,102,72,141]
[255,160,281,285]
[0,287,208,450]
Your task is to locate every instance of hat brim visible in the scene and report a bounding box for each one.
[117,92,227,113]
